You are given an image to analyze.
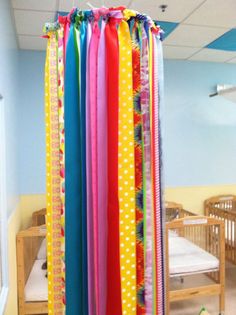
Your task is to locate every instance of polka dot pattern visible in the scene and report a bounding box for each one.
[118,20,136,315]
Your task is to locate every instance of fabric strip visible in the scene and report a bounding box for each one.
[118,19,137,315]
[141,23,153,315]
[86,20,96,315]
[65,24,83,314]
[45,35,54,314]
[89,10,101,314]
[46,32,64,315]
[80,17,89,315]
[152,32,164,315]
[97,18,108,315]
[57,24,66,312]
[131,21,145,315]
[105,16,122,315]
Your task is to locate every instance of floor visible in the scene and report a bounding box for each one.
[171,263,236,315]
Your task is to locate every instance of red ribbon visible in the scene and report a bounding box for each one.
[105,17,122,315]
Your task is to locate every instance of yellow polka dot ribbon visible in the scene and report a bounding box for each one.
[118,19,137,315]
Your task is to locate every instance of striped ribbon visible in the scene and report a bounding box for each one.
[141,23,153,315]
[152,32,164,315]
[118,18,137,315]
[131,21,145,314]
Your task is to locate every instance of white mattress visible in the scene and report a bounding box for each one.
[25,259,48,302]
[169,236,219,277]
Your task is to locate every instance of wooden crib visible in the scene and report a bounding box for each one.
[205,195,236,264]
[17,209,48,315]
[165,216,225,315]
[165,201,196,222]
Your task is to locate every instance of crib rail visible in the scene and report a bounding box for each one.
[165,201,196,222]
[205,195,236,212]
[165,216,225,315]
[17,225,47,315]
[205,197,236,264]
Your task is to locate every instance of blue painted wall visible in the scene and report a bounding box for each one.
[18,54,236,193]
[163,60,236,187]
[18,51,46,195]
[0,0,20,216]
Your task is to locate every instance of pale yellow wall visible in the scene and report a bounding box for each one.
[4,205,21,315]
[165,184,236,215]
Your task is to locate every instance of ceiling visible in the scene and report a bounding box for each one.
[11,0,236,63]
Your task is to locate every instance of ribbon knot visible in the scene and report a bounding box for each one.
[123,9,136,21]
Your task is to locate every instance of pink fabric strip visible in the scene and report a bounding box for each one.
[152,33,163,315]
[89,10,101,315]
[141,24,153,315]
[86,21,95,315]
[97,19,108,315]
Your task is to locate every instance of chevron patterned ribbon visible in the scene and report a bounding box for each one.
[131,21,145,314]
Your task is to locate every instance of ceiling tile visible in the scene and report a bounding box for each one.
[18,35,47,50]
[11,0,58,11]
[130,0,204,22]
[104,0,132,7]
[59,0,102,11]
[158,21,179,39]
[188,48,236,62]
[163,45,200,59]
[59,0,131,12]
[206,29,236,52]
[164,24,229,48]
[14,10,55,36]
[184,0,236,28]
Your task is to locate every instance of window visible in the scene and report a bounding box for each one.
[0,95,9,314]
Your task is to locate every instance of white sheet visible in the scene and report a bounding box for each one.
[169,236,219,277]
[37,238,47,260]
[25,259,48,302]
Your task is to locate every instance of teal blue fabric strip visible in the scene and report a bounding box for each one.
[65,24,83,314]
[80,19,89,314]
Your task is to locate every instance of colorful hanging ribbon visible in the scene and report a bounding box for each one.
[44,8,164,315]
[118,18,137,315]
[97,17,108,315]
[64,22,83,314]
[105,12,122,315]
[45,31,64,315]
[131,21,145,314]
